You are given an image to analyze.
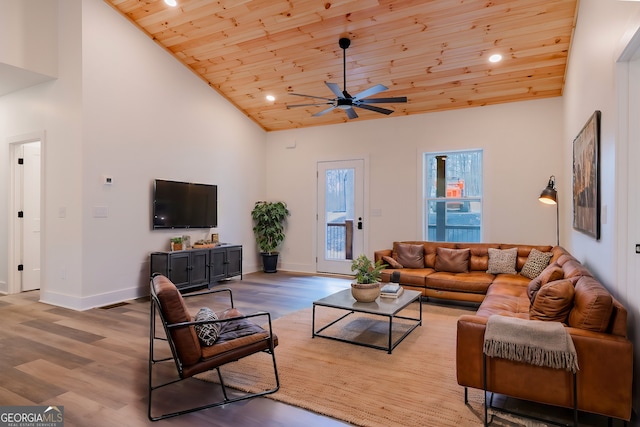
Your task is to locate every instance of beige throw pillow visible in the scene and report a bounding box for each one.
[434,247,470,273]
[520,248,553,279]
[486,247,518,274]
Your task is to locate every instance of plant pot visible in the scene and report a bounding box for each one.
[261,253,279,273]
[351,282,380,302]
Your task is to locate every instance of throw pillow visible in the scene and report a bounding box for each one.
[434,247,470,273]
[529,279,575,323]
[486,247,518,275]
[394,243,424,269]
[520,248,553,279]
[194,307,221,346]
[526,265,564,303]
[382,255,403,269]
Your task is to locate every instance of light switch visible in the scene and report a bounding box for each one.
[93,206,109,218]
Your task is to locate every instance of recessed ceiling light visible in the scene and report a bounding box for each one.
[489,54,503,63]
[164,0,177,6]
[266,95,275,102]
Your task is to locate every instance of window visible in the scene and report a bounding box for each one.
[423,150,483,242]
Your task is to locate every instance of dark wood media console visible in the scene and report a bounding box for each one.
[150,244,242,292]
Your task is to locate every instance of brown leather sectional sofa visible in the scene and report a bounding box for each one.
[374,241,633,422]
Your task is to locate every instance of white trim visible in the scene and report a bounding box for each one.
[40,286,148,311]
[7,131,46,295]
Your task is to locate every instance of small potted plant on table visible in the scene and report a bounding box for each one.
[350,254,387,302]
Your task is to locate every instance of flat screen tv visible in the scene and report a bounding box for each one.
[153,179,217,229]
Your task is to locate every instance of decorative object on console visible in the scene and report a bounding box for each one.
[170,236,183,251]
[572,110,601,240]
[350,254,386,302]
[539,174,559,246]
[182,235,191,250]
[211,233,219,243]
[251,201,290,273]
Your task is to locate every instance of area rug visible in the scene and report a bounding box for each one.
[196,303,549,427]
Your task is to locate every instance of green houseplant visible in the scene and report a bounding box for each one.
[350,254,387,302]
[251,201,290,272]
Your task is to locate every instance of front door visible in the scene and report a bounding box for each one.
[316,159,365,275]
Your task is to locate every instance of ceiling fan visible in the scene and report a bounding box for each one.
[287,37,408,119]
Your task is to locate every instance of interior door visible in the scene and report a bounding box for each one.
[316,159,365,275]
[21,142,42,291]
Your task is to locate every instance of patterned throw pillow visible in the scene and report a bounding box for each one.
[520,248,553,279]
[486,247,518,274]
[194,307,220,346]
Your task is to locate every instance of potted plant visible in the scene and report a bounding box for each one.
[251,201,290,273]
[170,236,183,251]
[350,254,387,302]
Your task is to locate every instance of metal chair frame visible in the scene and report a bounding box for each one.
[148,275,279,421]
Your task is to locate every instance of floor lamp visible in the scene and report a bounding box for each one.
[538,175,559,246]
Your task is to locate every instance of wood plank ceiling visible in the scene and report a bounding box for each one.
[104,0,578,132]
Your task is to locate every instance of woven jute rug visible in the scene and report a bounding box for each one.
[196,303,549,427]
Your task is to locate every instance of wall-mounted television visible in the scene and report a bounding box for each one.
[153,179,218,229]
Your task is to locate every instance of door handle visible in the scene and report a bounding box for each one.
[357,217,363,230]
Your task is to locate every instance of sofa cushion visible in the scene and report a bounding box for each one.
[520,248,553,279]
[435,247,470,273]
[486,247,517,274]
[394,243,424,269]
[194,307,221,346]
[529,279,575,323]
[526,264,564,303]
[568,276,613,332]
[382,255,403,269]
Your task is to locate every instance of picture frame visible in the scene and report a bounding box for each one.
[572,110,601,240]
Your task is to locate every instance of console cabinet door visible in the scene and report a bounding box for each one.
[189,250,209,286]
[226,246,243,278]
[209,248,227,282]
[167,252,190,288]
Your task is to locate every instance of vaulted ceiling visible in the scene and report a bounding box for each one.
[104,0,578,132]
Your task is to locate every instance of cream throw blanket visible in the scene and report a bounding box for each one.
[483,315,579,373]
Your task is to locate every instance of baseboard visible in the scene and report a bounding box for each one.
[40,286,148,311]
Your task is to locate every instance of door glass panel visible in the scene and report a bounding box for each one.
[324,168,355,260]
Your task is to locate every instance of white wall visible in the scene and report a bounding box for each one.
[0,0,267,308]
[563,0,640,413]
[265,97,564,273]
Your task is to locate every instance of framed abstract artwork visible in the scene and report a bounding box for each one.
[572,110,601,240]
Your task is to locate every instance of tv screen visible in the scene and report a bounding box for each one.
[153,179,217,229]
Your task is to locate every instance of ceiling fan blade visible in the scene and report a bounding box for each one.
[355,104,394,115]
[325,82,345,99]
[353,84,388,100]
[287,102,334,108]
[345,107,358,119]
[313,106,337,117]
[290,93,335,101]
[359,96,408,104]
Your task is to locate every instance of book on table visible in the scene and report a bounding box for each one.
[380,285,404,299]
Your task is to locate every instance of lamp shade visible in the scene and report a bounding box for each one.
[539,176,557,205]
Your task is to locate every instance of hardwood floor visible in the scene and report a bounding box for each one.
[0,271,632,426]
[0,272,353,427]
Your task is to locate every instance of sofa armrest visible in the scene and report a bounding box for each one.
[374,249,392,263]
[456,314,633,420]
